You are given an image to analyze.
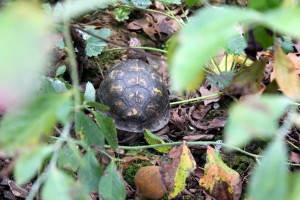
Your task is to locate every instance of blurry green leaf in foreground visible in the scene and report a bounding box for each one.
[224,95,289,147]
[78,149,103,193]
[42,168,87,200]
[288,171,300,200]
[169,7,259,92]
[57,144,82,172]
[248,138,288,200]
[144,129,171,153]
[0,2,53,112]
[14,145,53,185]
[99,161,126,200]
[0,93,71,152]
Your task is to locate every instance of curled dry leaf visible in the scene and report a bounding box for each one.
[134,166,165,200]
[199,146,242,200]
[160,141,196,199]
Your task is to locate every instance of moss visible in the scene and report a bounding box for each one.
[124,160,153,186]
[222,153,255,175]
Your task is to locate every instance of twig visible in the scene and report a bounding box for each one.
[170,92,222,106]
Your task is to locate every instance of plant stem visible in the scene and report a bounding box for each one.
[64,22,80,112]
[124,5,185,27]
[104,141,262,159]
[163,3,185,27]
[103,46,168,54]
[170,92,222,106]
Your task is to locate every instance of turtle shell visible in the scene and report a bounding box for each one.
[98,59,170,132]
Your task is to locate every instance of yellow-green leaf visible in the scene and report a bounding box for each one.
[144,129,171,153]
[199,146,242,200]
[160,141,196,198]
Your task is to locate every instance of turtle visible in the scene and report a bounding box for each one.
[98,59,170,133]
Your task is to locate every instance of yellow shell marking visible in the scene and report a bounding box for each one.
[109,70,121,79]
[110,85,123,92]
[127,108,138,116]
[130,63,145,71]
[153,87,162,96]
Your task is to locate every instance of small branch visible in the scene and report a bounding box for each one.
[170,92,222,106]
[64,23,80,113]
[72,25,166,59]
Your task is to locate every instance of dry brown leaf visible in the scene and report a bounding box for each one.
[289,151,300,164]
[199,85,220,105]
[274,46,300,99]
[183,134,215,142]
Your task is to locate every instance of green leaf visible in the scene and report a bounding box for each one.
[144,129,171,153]
[57,144,81,172]
[84,82,96,102]
[84,28,111,57]
[53,0,114,21]
[93,111,118,150]
[157,0,181,4]
[75,111,105,147]
[0,93,71,151]
[124,0,152,8]
[99,161,126,200]
[288,171,300,200]
[224,35,247,55]
[252,26,273,49]
[224,95,289,147]
[42,168,77,200]
[207,71,235,90]
[248,138,288,200]
[276,36,294,53]
[169,6,260,92]
[0,2,52,110]
[185,0,203,7]
[113,6,131,22]
[14,145,53,184]
[264,7,300,39]
[78,149,103,193]
[55,65,67,77]
[85,101,110,111]
[48,78,68,93]
[248,0,283,11]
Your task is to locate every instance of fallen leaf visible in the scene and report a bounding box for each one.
[160,141,196,199]
[183,134,215,142]
[229,59,267,95]
[144,129,171,153]
[199,85,220,105]
[170,106,189,130]
[274,46,300,99]
[289,151,300,164]
[191,105,212,120]
[199,146,242,200]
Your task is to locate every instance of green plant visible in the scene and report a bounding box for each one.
[2,0,300,200]
[168,1,300,200]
